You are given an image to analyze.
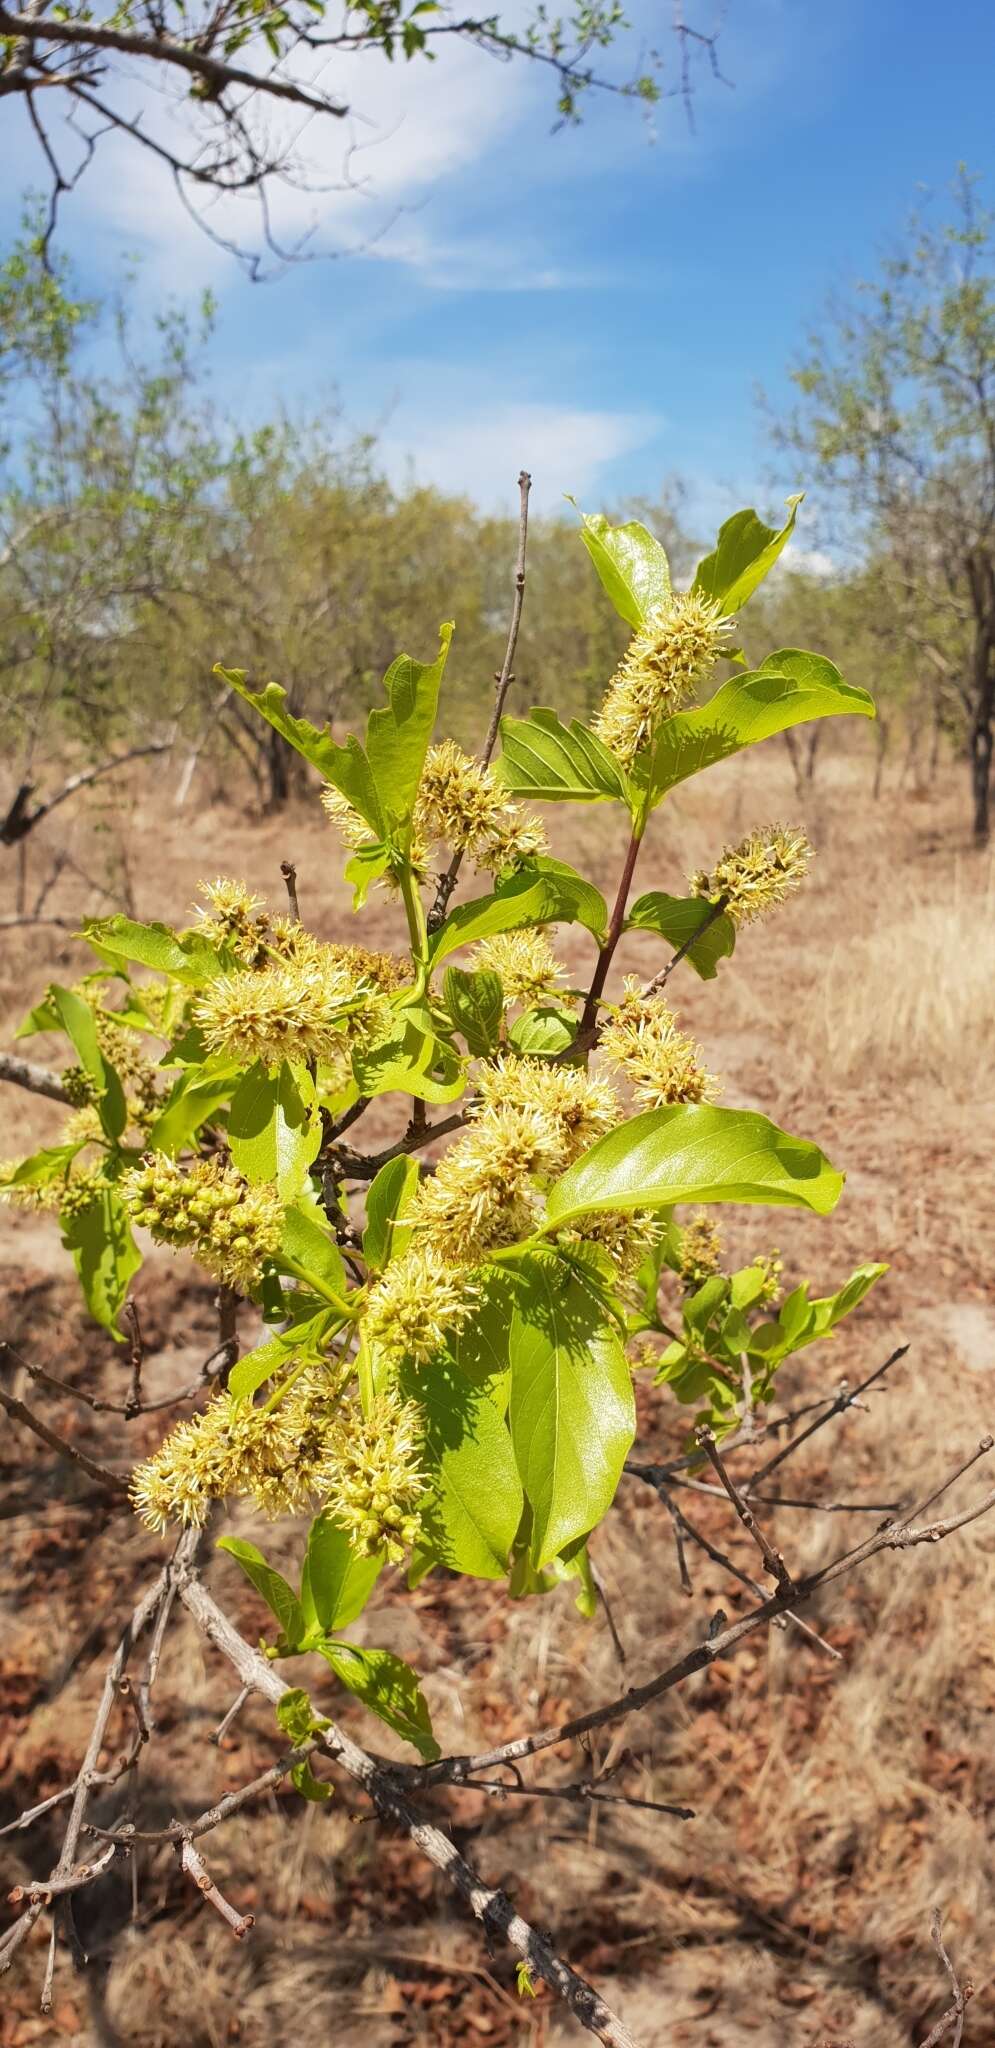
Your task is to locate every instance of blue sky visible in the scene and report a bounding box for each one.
[3,0,995,528]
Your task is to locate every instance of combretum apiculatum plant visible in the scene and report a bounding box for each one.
[2,496,882,1767]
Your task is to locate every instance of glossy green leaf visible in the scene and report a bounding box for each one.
[362,1155,420,1271]
[1,1144,81,1190]
[214,668,384,832]
[509,1251,635,1569]
[624,892,737,980]
[51,986,127,1141]
[60,1186,141,1340]
[544,1105,845,1231]
[218,1536,306,1648]
[495,707,629,804]
[644,651,875,805]
[692,497,801,614]
[750,1261,888,1364]
[509,1004,578,1057]
[145,1066,238,1156]
[280,1195,346,1295]
[82,915,225,984]
[228,1060,321,1198]
[344,842,390,907]
[400,1357,523,1579]
[442,966,504,1056]
[352,1020,466,1103]
[228,1307,333,1402]
[449,1268,517,1412]
[507,857,608,942]
[579,510,670,627]
[365,622,453,832]
[300,1514,383,1633]
[430,865,596,966]
[318,1642,439,1761]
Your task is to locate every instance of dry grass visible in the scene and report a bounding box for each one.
[800,857,995,1093]
[3,731,995,2046]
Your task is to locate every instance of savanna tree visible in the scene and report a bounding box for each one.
[0,0,727,272]
[2,489,991,2043]
[780,167,995,842]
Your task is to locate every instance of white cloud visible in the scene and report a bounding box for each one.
[376,398,662,512]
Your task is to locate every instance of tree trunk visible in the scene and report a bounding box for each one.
[966,546,995,845]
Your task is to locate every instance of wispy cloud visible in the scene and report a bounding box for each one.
[376,395,662,512]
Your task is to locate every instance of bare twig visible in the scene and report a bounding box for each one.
[745,1345,910,1488]
[414,1443,995,1788]
[918,1908,974,2048]
[123,1301,144,1420]
[0,742,171,845]
[696,1427,795,1589]
[179,1838,254,1940]
[0,1381,128,1494]
[0,1049,71,1103]
[428,470,531,933]
[279,860,300,923]
[210,1685,251,1746]
[177,1571,641,2048]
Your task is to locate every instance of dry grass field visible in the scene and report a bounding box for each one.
[2,727,994,2048]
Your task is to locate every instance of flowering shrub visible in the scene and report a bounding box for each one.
[1,499,883,1765]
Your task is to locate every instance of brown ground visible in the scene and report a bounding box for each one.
[1,731,994,2048]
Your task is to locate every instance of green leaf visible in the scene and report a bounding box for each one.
[430,865,596,966]
[753,1261,888,1365]
[579,510,670,628]
[291,1759,333,1801]
[509,1004,578,1057]
[145,1066,238,1156]
[60,1187,141,1340]
[1,1144,81,1190]
[624,893,737,980]
[280,1195,346,1295]
[509,1251,635,1569]
[300,1515,383,1633]
[51,986,126,1141]
[645,651,875,805]
[228,1308,334,1402]
[352,1020,466,1103]
[275,1686,327,1744]
[544,1105,845,1232]
[362,1155,420,1271]
[449,1267,517,1412]
[399,1357,523,1580]
[217,1536,306,1649]
[228,1060,321,1199]
[442,966,504,1056]
[365,622,453,833]
[495,708,629,804]
[508,856,608,942]
[214,668,384,832]
[692,497,801,614]
[83,915,225,984]
[318,1642,439,1760]
[344,842,390,908]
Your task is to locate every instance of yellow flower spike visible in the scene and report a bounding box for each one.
[679,1213,723,1290]
[599,978,717,1111]
[416,739,547,872]
[129,1360,347,1531]
[592,588,733,768]
[195,876,271,964]
[122,1154,283,1293]
[690,824,813,926]
[318,1389,427,1563]
[194,948,389,1069]
[471,928,565,1008]
[472,1055,620,1170]
[365,1249,480,1365]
